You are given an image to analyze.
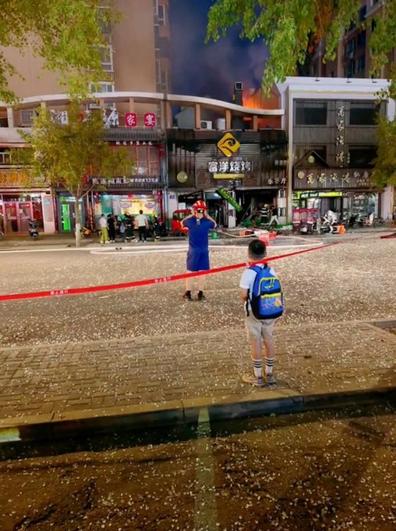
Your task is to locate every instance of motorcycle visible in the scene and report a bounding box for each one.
[28,219,39,239]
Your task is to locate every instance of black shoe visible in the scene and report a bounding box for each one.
[197,291,205,301]
[183,290,192,301]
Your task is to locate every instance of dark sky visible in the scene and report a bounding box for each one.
[169,0,268,101]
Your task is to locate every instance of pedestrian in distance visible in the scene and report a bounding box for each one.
[118,218,126,242]
[98,214,109,245]
[239,239,284,387]
[136,209,148,242]
[107,214,116,242]
[181,200,217,301]
[269,204,279,227]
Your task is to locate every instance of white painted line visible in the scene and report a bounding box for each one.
[0,240,324,256]
[90,248,186,256]
[89,242,324,256]
[194,407,218,530]
[0,427,21,443]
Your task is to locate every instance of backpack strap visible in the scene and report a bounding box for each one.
[246,265,265,317]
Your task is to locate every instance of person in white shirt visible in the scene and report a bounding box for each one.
[135,210,148,242]
[98,214,108,245]
[239,239,279,387]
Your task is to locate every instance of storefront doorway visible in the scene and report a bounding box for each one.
[0,195,44,234]
[93,192,162,226]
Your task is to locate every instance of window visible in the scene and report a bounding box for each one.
[357,31,366,48]
[357,56,366,74]
[0,149,11,165]
[99,45,113,72]
[20,109,35,125]
[349,102,378,125]
[131,146,160,176]
[90,82,115,93]
[155,1,166,25]
[158,4,166,25]
[358,5,367,21]
[346,59,356,77]
[295,101,327,125]
[348,147,377,167]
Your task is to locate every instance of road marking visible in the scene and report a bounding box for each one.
[0,241,324,256]
[194,407,218,530]
[90,242,324,256]
[0,427,20,443]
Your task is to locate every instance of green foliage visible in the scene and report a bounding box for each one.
[15,102,130,245]
[0,0,116,102]
[207,0,361,92]
[207,0,396,187]
[18,103,131,199]
[372,117,396,186]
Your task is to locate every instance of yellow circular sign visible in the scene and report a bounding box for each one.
[176,171,188,183]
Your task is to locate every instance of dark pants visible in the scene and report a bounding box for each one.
[138,226,147,241]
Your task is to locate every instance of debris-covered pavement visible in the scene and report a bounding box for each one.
[0,234,395,347]
[0,405,395,530]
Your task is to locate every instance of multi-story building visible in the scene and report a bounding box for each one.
[278,77,395,223]
[302,1,395,80]
[0,87,286,234]
[0,0,171,235]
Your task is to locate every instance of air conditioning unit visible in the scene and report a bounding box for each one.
[200,120,213,130]
[215,118,226,130]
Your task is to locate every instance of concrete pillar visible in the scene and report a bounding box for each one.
[128,98,135,112]
[6,107,14,127]
[165,101,172,128]
[252,115,259,131]
[225,109,232,130]
[195,104,201,129]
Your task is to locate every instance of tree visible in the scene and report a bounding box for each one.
[0,0,115,102]
[207,0,396,186]
[372,117,396,186]
[17,102,131,247]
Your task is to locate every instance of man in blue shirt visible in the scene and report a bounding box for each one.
[181,200,217,301]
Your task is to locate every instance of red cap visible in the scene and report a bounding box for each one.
[192,200,207,211]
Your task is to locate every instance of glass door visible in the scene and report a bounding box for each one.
[18,201,33,232]
[61,203,72,232]
[4,202,18,233]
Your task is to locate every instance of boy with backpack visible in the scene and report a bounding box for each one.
[239,239,284,387]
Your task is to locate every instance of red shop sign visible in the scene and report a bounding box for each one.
[144,112,156,128]
[125,112,137,128]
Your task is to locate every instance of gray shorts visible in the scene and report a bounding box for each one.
[245,314,276,345]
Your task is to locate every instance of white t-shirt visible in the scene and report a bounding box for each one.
[239,264,277,313]
[136,214,147,227]
[98,217,107,229]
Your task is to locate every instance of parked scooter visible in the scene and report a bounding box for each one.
[81,226,93,238]
[28,219,39,239]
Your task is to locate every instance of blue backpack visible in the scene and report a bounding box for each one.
[249,265,284,320]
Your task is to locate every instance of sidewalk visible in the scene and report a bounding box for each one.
[0,320,395,432]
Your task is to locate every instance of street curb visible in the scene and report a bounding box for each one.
[0,386,395,447]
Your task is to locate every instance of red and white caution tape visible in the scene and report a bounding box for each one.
[0,242,339,303]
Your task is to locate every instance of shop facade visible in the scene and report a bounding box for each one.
[167,129,288,228]
[55,133,166,233]
[277,77,395,223]
[0,170,56,235]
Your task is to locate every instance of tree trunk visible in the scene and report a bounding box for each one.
[74,196,82,248]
